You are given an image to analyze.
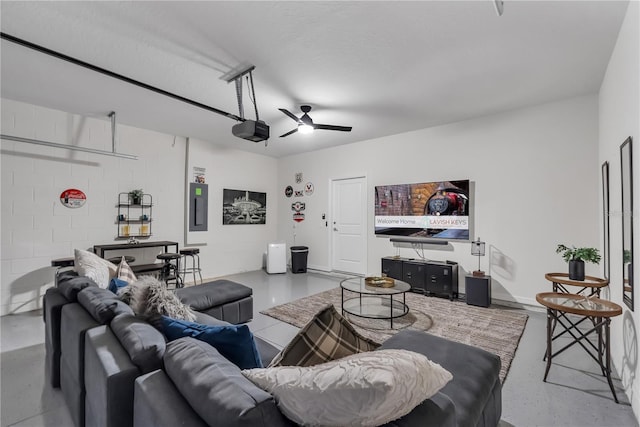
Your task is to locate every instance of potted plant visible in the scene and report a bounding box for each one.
[556,244,601,281]
[128,189,143,205]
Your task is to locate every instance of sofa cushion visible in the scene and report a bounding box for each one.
[84,325,140,427]
[74,249,117,289]
[57,273,97,302]
[379,330,502,427]
[163,338,289,426]
[44,287,70,388]
[269,304,379,367]
[254,336,281,367]
[243,349,452,427]
[78,287,134,324]
[134,370,209,427]
[111,314,166,374]
[161,316,262,369]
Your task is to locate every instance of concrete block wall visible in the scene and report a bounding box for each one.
[1,99,186,315]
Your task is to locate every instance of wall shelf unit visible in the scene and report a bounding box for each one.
[116,192,153,239]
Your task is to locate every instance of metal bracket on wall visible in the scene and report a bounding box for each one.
[0,111,137,160]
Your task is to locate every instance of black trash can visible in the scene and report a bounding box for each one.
[290,246,309,273]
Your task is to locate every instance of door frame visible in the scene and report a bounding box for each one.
[328,175,368,275]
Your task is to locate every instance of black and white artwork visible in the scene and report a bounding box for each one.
[222,189,267,225]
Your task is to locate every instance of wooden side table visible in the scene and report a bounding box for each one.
[536,292,622,403]
[544,272,608,296]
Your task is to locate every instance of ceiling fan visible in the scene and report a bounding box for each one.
[278,105,352,138]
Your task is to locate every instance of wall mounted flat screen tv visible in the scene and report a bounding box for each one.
[374,180,470,241]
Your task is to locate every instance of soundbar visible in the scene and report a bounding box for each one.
[389,237,449,245]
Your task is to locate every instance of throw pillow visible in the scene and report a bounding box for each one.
[125,276,196,322]
[74,249,117,289]
[243,349,453,426]
[269,304,379,367]
[108,278,129,294]
[161,316,263,370]
[116,257,137,283]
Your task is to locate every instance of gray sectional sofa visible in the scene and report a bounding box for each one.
[44,271,502,427]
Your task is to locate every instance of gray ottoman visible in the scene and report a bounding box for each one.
[176,280,253,324]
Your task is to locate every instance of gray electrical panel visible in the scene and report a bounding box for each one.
[189,183,208,231]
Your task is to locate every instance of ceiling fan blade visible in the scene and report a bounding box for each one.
[315,124,352,132]
[279,108,301,123]
[279,128,299,138]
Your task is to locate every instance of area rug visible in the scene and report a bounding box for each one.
[261,288,528,382]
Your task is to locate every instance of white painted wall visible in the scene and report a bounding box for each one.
[599,0,640,415]
[183,137,279,280]
[0,99,278,315]
[0,99,186,315]
[277,94,601,306]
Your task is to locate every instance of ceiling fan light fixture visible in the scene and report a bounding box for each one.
[298,124,314,134]
[278,105,351,138]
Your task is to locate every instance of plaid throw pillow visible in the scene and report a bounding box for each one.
[117,257,137,284]
[269,304,379,367]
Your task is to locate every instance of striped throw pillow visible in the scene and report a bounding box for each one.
[117,257,137,284]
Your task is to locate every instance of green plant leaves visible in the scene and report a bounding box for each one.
[556,244,601,264]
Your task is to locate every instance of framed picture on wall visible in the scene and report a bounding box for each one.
[621,136,634,310]
[222,189,267,225]
[602,161,610,280]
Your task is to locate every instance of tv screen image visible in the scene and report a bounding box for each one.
[374,180,470,240]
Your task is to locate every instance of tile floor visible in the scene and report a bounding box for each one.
[1,269,638,426]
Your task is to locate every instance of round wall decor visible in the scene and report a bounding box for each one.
[285,186,294,197]
[305,182,314,195]
[60,188,87,208]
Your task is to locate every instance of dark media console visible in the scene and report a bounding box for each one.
[382,256,459,301]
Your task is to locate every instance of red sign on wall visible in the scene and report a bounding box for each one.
[59,188,87,209]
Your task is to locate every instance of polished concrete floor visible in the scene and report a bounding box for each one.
[1,269,638,427]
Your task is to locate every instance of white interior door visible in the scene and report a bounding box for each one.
[331,177,367,275]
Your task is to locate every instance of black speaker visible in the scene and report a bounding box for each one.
[465,275,491,307]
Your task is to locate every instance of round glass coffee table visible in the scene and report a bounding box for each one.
[340,277,411,328]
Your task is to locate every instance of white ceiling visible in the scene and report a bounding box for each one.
[0,1,629,158]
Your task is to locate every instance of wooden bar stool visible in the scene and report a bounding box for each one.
[156,253,183,289]
[179,248,203,285]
